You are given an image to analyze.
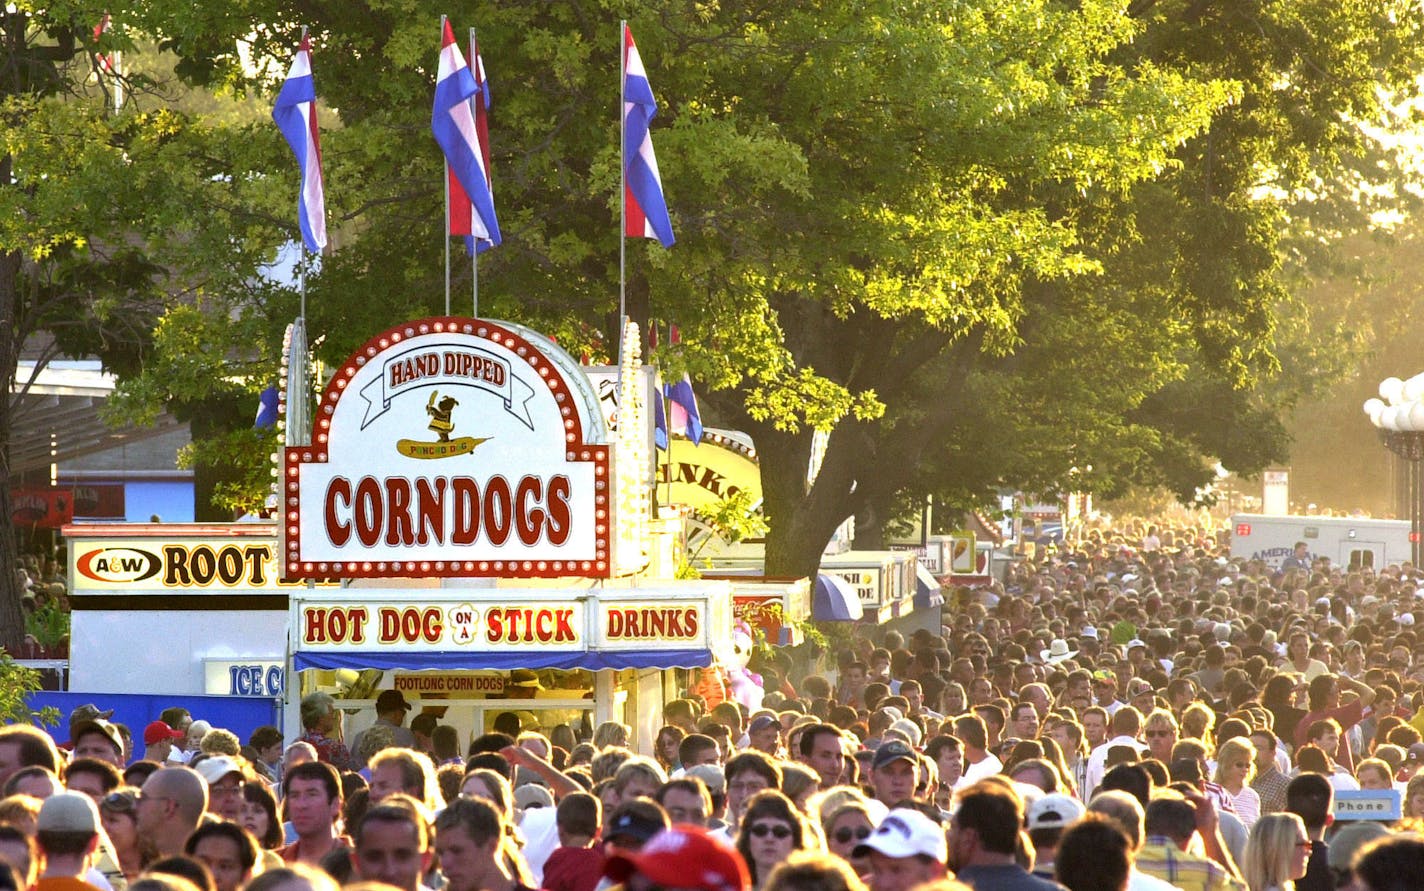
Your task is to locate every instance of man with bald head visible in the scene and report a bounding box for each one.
[135,766,208,859]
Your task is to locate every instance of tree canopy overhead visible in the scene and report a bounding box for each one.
[1,0,1418,609]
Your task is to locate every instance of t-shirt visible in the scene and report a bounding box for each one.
[541,845,605,891]
[36,877,105,891]
[1295,699,1366,774]
[956,863,1065,891]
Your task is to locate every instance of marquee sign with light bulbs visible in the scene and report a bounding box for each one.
[281,317,613,580]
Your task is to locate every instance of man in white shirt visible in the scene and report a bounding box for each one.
[1084,707,1148,798]
[951,714,1001,789]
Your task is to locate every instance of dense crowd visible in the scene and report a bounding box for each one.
[2,519,1423,891]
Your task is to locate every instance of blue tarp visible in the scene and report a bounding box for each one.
[813,573,864,622]
[293,649,713,673]
[30,692,281,748]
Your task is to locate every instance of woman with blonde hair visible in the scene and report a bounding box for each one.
[1241,813,1311,891]
[592,721,630,750]
[1181,702,1216,742]
[1405,772,1424,819]
[1213,737,1261,828]
[764,850,868,891]
[819,800,875,874]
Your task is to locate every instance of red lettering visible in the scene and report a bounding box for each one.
[486,608,504,643]
[379,607,400,643]
[347,607,368,643]
[415,478,445,545]
[386,478,413,546]
[555,608,575,641]
[304,608,327,643]
[484,476,512,545]
[452,477,479,545]
[326,479,352,547]
[535,608,552,642]
[354,477,383,546]
[515,477,543,546]
[546,476,572,545]
[422,608,443,642]
[328,607,347,642]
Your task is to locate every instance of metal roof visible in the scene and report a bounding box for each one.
[9,362,185,474]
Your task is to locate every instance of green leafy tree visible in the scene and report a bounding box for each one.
[95,0,1424,587]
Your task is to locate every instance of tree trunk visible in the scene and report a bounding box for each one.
[0,235,28,652]
[760,423,867,578]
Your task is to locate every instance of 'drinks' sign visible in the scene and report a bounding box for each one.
[283,318,611,579]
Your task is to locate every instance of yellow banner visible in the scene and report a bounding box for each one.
[396,437,490,460]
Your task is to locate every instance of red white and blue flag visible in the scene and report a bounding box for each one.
[622,24,674,248]
[434,20,500,252]
[272,32,327,253]
[448,36,496,256]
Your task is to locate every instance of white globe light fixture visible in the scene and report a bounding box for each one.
[1366,375,1424,566]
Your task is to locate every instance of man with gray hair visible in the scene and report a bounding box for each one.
[298,692,352,770]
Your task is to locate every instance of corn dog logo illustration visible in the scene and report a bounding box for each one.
[395,390,491,459]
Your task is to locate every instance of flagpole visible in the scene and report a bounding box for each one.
[470,26,479,319]
[441,15,451,316]
[298,25,310,322]
[618,20,628,370]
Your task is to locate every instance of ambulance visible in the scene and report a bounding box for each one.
[1229,513,1412,570]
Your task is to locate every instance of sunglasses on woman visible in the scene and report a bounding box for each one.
[101,791,137,813]
[833,826,872,845]
[749,823,792,839]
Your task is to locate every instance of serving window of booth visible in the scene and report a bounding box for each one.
[298,667,640,745]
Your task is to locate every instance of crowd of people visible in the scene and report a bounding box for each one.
[2,518,1424,891]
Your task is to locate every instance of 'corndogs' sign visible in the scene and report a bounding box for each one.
[283,318,611,579]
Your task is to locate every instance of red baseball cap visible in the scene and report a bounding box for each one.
[143,721,185,746]
[604,826,749,891]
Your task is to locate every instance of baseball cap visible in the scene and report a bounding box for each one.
[1406,742,1424,763]
[685,763,726,795]
[1328,822,1390,871]
[38,791,99,834]
[604,802,669,845]
[872,740,917,771]
[604,826,749,891]
[748,715,779,734]
[194,756,245,786]
[71,719,123,756]
[853,808,948,863]
[375,690,410,713]
[68,704,114,728]
[1027,794,1086,831]
[143,721,185,746]
[514,784,554,810]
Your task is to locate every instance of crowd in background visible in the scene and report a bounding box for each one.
[0,519,1421,891]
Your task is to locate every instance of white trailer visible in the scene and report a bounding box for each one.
[1229,514,1412,570]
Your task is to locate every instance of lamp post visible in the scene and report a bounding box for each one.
[1364,376,1424,567]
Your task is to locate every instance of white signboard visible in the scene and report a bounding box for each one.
[283,319,612,579]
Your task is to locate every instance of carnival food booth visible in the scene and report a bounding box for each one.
[287,580,733,754]
[820,550,942,636]
[63,522,315,698]
[273,316,743,753]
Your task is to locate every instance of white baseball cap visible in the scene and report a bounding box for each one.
[854,808,947,863]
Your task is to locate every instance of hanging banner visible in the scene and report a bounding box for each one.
[283,318,612,579]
